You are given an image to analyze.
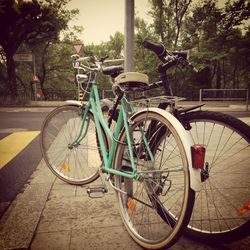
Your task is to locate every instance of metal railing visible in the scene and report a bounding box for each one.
[199,89,249,111]
[43,88,77,101]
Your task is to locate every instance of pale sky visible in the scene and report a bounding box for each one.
[66,0,247,45]
[67,0,151,44]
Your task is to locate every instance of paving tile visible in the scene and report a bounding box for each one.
[29,160,56,184]
[41,197,78,221]
[0,183,52,249]
[49,187,77,198]
[31,231,71,250]
[70,227,142,250]
[36,218,73,233]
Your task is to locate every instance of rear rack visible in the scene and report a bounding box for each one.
[130,95,186,108]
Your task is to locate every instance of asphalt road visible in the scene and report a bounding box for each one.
[0,109,49,217]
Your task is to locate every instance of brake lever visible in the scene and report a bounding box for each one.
[189,63,199,73]
[178,57,199,73]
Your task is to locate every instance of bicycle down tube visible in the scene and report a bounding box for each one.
[75,83,152,180]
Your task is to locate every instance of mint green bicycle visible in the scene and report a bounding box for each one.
[40,55,204,249]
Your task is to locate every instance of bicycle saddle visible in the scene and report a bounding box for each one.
[102,66,123,78]
[115,72,149,91]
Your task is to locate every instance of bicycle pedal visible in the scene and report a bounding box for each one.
[86,186,108,198]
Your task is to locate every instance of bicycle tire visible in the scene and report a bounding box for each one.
[181,110,250,243]
[40,105,108,185]
[113,109,195,249]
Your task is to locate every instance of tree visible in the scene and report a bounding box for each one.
[182,0,250,91]
[134,17,159,82]
[146,0,250,99]
[0,0,78,96]
[106,32,124,59]
[33,25,83,99]
[149,0,192,48]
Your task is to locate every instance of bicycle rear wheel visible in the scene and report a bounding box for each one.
[113,109,195,249]
[41,105,107,185]
[182,110,250,243]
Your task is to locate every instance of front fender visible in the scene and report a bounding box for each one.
[66,99,113,111]
[66,100,82,106]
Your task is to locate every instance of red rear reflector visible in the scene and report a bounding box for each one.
[127,197,136,213]
[191,144,206,169]
[237,201,250,216]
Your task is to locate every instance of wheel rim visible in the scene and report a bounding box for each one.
[41,106,102,184]
[114,112,192,248]
[187,118,250,235]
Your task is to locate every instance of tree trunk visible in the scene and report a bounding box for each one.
[215,60,221,98]
[232,63,237,89]
[216,60,221,90]
[6,51,17,96]
[173,0,192,48]
[222,58,226,88]
[158,0,165,42]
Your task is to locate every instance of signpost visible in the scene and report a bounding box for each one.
[73,43,84,102]
[13,53,33,62]
[13,53,39,101]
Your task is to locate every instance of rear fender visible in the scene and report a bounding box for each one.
[130,108,202,192]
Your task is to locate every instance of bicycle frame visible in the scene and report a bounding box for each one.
[69,82,154,180]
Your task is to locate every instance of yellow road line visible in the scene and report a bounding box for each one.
[0,131,40,169]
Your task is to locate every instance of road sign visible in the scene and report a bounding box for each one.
[32,75,40,82]
[73,44,84,54]
[13,53,33,62]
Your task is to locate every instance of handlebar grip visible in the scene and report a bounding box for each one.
[173,51,188,60]
[142,40,166,58]
[71,54,80,60]
[100,55,109,62]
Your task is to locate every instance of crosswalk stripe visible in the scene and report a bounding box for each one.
[0,131,40,169]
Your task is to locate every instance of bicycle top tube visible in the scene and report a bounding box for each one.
[83,82,141,180]
[71,54,140,180]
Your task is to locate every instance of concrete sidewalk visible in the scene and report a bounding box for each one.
[0,101,250,249]
[0,158,250,250]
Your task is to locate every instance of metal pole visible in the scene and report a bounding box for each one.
[33,54,37,101]
[33,54,36,75]
[124,0,134,72]
[199,89,202,103]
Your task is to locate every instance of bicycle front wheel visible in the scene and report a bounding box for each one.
[113,109,195,249]
[182,110,250,243]
[41,105,107,185]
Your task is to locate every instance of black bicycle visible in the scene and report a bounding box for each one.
[100,40,250,244]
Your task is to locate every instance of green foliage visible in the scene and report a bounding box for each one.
[81,32,125,91]
[148,0,193,49]
[134,17,159,82]
[1,0,249,102]
[0,0,78,97]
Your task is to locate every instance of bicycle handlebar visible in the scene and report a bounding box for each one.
[142,40,198,73]
[142,41,167,61]
[75,56,92,63]
[72,54,124,72]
